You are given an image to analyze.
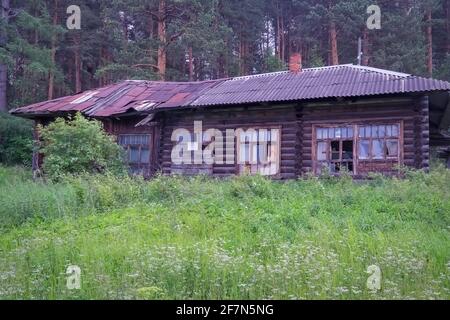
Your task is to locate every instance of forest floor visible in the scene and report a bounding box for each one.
[0,166,449,300]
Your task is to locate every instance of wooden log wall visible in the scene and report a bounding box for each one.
[155,96,429,178]
[32,94,431,179]
[300,98,423,176]
[158,106,299,179]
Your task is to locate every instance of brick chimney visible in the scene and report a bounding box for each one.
[289,53,302,73]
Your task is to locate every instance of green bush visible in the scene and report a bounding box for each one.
[0,112,33,166]
[39,113,126,181]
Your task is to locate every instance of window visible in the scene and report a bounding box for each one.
[118,134,152,168]
[357,124,400,160]
[236,128,280,176]
[315,126,354,174]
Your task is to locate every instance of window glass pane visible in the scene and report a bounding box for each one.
[359,140,370,159]
[141,148,150,164]
[372,139,384,159]
[386,125,392,137]
[347,127,354,138]
[130,146,140,163]
[317,142,327,161]
[371,125,379,138]
[392,124,399,137]
[359,126,365,138]
[240,143,249,163]
[364,126,371,138]
[328,128,335,139]
[378,125,386,137]
[386,140,399,158]
[317,128,324,140]
[335,128,342,139]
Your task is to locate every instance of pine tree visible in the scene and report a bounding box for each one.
[0,0,10,112]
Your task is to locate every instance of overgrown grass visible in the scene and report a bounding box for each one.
[0,166,449,299]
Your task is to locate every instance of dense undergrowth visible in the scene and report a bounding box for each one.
[0,166,449,299]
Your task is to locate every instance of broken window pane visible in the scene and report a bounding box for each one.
[331,141,340,160]
[359,140,370,159]
[386,140,399,158]
[342,141,353,160]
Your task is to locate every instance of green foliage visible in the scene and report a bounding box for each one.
[0,166,449,299]
[0,112,33,166]
[3,0,450,109]
[38,113,126,180]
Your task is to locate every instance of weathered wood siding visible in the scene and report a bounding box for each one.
[300,96,429,176]
[103,116,160,178]
[159,106,299,179]
[33,95,430,179]
[155,95,429,178]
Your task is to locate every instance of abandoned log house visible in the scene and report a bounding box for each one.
[10,57,450,179]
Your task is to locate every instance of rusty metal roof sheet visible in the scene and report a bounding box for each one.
[10,64,450,117]
[11,79,222,117]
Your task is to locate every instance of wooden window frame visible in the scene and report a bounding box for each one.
[356,123,403,162]
[118,134,153,173]
[313,121,404,175]
[313,124,356,175]
[235,126,282,177]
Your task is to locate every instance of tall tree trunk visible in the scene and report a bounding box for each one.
[74,33,82,93]
[362,29,370,66]
[329,20,339,65]
[0,0,10,112]
[48,0,58,100]
[188,46,194,81]
[239,34,248,76]
[280,14,285,62]
[446,0,450,54]
[157,0,167,81]
[426,10,433,77]
[276,6,281,60]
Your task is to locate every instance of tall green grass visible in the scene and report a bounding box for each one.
[0,165,449,299]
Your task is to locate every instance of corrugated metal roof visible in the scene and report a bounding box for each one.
[190,65,450,106]
[11,79,222,117]
[10,64,450,117]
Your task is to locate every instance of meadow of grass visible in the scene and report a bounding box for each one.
[0,165,449,300]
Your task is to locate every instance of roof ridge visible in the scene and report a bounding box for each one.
[344,64,411,78]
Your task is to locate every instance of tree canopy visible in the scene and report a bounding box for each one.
[1,0,450,111]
